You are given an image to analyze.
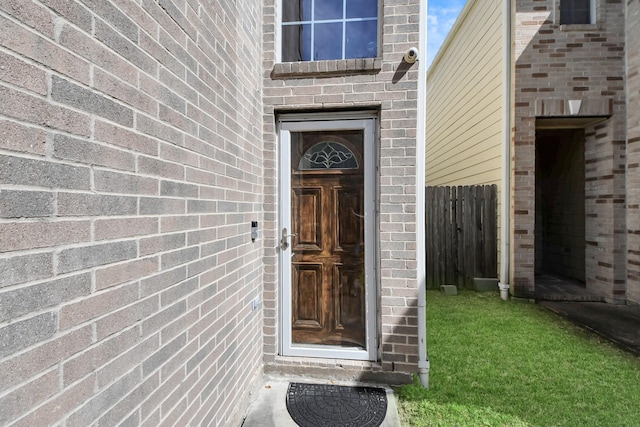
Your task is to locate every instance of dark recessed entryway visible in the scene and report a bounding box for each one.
[534,128,591,300]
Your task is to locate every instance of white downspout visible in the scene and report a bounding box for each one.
[416,0,430,387]
[498,0,512,301]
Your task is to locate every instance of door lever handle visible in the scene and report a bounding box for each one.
[281,227,297,250]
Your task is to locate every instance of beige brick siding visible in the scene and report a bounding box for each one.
[513,0,626,299]
[627,0,640,304]
[262,0,420,381]
[0,1,263,426]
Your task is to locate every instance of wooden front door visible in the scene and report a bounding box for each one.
[280,117,376,360]
[292,169,365,346]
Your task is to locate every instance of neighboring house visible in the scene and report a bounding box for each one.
[0,1,427,426]
[426,0,640,304]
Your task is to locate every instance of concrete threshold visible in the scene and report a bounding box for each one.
[241,374,402,427]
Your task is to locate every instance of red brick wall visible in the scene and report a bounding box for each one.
[513,0,626,299]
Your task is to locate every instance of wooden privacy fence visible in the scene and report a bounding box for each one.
[425,185,498,289]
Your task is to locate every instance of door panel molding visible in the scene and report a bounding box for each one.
[292,263,323,329]
[334,186,363,253]
[293,187,322,251]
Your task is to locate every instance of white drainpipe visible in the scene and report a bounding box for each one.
[416,0,430,388]
[498,0,512,301]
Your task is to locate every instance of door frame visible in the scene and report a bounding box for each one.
[278,112,378,361]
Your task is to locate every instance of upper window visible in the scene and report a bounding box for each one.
[282,0,378,62]
[560,0,594,25]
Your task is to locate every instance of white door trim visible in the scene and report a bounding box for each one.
[278,114,377,361]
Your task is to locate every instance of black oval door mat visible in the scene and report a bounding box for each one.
[286,382,388,427]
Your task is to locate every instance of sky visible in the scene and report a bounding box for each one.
[427,0,466,67]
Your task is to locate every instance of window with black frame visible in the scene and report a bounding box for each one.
[281,0,378,62]
[560,0,592,25]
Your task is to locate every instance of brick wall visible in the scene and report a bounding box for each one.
[0,1,263,426]
[262,0,420,382]
[513,0,626,299]
[627,0,640,304]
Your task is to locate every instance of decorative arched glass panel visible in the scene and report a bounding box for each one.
[299,142,359,170]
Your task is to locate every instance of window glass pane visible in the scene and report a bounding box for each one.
[316,0,343,20]
[345,21,377,58]
[346,0,377,19]
[314,23,343,60]
[290,131,365,349]
[282,24,312,62]
[283,0,312,22]
[561,0,591,24]
[281,0,378,62]
[299,142,359,170]
[574,9,590,23]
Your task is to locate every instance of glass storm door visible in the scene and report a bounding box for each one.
[279,117,376,361]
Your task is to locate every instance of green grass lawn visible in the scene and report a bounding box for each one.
[396,291,640,426]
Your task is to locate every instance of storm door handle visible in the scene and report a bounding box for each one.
[281,227,297,250]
